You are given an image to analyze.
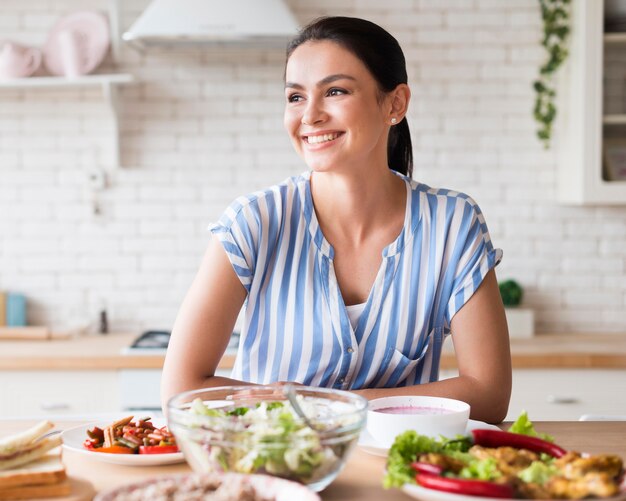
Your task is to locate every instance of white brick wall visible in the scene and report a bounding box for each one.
[0,0,625,335]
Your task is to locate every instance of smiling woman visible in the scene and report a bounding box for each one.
[161,16,512,424]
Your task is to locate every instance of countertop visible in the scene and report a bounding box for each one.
[0,420,624,500]
[0,332,625,371]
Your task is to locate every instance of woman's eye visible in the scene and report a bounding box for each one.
[327,87,347,97]
[287,93,303,103]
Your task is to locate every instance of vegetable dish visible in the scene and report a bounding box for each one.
[385,412,624,499]
[83,416,178,455]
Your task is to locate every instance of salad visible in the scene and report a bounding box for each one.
[182,397,357,483]
[83,416,179,454]
[384,411,624,499]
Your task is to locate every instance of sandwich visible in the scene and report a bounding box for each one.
[0,421,62,471]
[0,422,70,500]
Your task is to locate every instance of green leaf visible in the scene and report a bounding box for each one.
[508,410,554,442]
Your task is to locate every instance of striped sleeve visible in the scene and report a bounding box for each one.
[445,198,502,325]
[208,197,260,293]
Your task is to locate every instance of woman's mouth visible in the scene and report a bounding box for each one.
[304,132,343,144]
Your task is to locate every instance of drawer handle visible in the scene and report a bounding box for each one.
[40,402,71,411]
[546,395,579,404]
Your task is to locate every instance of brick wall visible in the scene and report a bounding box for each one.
[1,0,625,334]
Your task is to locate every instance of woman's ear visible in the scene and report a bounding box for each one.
[387,83,411,124]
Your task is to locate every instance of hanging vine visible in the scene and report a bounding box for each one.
[534,0,571,148]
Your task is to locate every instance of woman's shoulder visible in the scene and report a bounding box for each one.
[409,179,483,215]
[217,172,308,226]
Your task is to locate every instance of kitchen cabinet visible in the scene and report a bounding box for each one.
[1,332,625,419]
[558,0,626,204]
[441,368,626,421]
[0,370,120,418]
[507,369,626,420]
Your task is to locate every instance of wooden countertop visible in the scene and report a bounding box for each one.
[0,332,235,371]
[0,420,624,500]
[0,332,625,371]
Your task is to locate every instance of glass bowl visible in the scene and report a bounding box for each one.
[167,386,368,492]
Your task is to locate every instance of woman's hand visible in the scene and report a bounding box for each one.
[223,381,305,405]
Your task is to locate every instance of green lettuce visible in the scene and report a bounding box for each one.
[458,457,502,481]
[518,460,558,485]
[383,431,471,489]
[508,410,554,442]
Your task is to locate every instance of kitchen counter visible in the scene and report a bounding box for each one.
[0,420,624,500]
[0,332,235,371]
[0,332,625,370]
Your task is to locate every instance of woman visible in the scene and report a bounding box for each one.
[162,16,511,423]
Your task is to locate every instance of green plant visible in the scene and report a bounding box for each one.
[498,280,523,307]
[533,0,571,148]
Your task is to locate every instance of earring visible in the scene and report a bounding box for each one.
[390,117,398,124]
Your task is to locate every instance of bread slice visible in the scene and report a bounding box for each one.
[0,435,62,471]
[0,452,66,490]
[0,479,71,500]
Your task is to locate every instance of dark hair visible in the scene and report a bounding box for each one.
[286,16,413,178]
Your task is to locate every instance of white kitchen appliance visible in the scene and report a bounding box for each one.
[122,0,299,49]
[120,330,238,410]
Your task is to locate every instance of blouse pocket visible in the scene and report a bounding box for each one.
[378,331,434,388]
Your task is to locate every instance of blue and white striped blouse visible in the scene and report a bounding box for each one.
[209,171,502,391]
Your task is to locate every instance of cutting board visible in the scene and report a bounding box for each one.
[35,476,95,501]
[0,327,50,340]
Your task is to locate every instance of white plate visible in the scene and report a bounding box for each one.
[62,419,185,466]
[402,478,626,501]
[358,419,501,457]
[94,472,321,501]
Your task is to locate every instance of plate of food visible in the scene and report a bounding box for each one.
[384,411,625,501]
[62,415,185,466]
[358,419,501,457]
[94,472,321,501]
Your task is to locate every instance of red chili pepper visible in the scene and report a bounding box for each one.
[416,473,515,499]
[471,429,567,458]
[410,462,445,475]
[138,445,179,454]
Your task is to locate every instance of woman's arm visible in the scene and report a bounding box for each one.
[353,269,512,424]
[161,237,250,411]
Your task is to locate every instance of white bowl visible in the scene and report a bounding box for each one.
[366,395,470,446]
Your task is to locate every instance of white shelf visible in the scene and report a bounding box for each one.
[0,0,130,171]
[603,114,626,125]
[0,73,133,89]
[0,74,134,169]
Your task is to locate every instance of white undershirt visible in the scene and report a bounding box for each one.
[345,302,367,330]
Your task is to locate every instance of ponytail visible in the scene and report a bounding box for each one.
[388,118,413,178]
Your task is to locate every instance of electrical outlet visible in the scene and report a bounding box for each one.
[86,168,107,190]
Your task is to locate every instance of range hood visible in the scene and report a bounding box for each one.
[122,0,300,49]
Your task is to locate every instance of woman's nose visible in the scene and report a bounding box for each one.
[302,97,326,125]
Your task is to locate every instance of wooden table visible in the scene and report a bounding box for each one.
[1,421,624,500]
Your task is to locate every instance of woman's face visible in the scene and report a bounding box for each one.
[284,40,392,173]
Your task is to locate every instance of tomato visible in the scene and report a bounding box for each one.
[139,445,179,454]
[93,445,135,454]
[83,439,97,450]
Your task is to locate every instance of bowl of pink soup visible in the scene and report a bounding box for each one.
[366,396,470,446]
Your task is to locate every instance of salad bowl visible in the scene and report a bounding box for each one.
[167,386,368,492]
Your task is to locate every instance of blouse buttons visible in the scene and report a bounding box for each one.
[347,347,354,353]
